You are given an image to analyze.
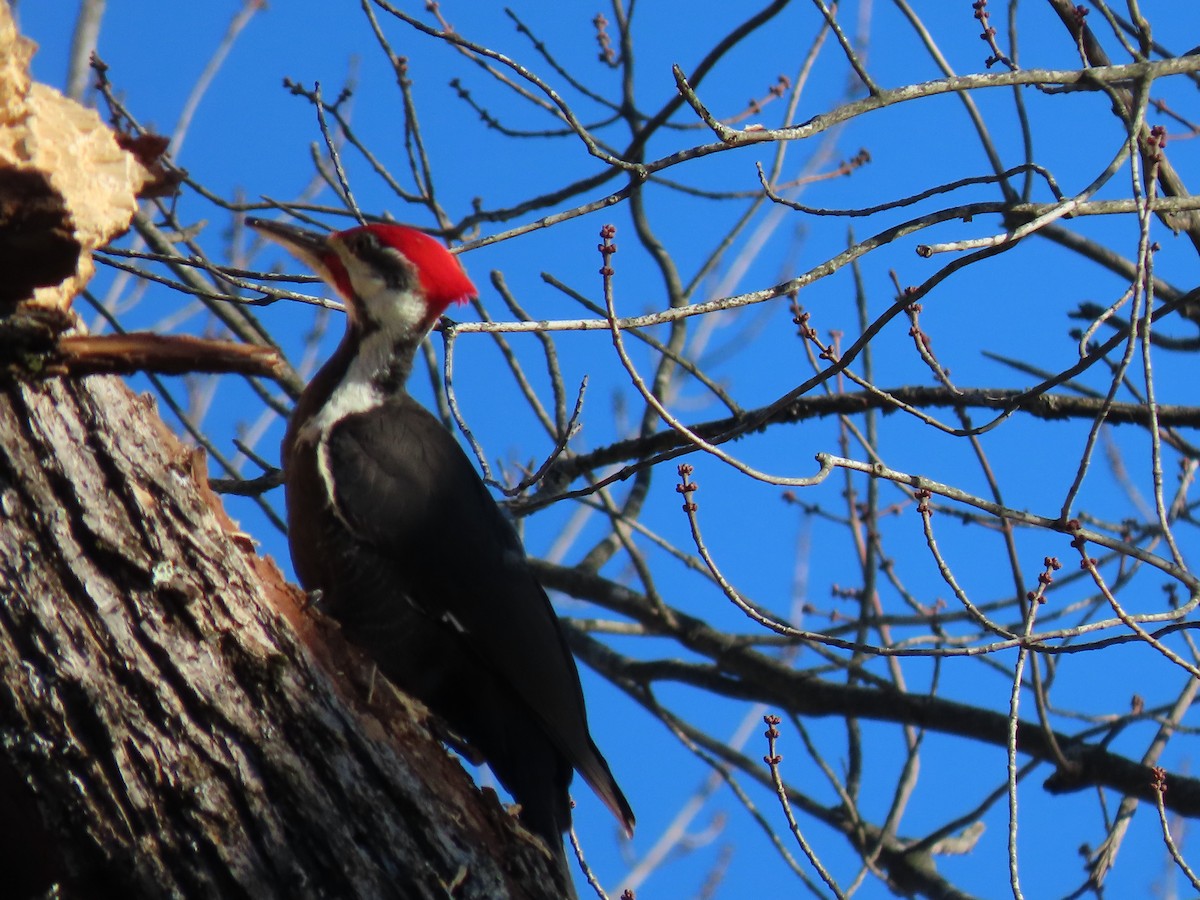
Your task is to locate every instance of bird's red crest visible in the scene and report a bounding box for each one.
[340,224,477,319]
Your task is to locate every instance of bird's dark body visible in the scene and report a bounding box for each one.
[284,342,623,847]
[250,215,632,877]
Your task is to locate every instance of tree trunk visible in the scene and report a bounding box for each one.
[0,372,562,899]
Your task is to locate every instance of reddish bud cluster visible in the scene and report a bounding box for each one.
[793,310,818,341]
[763,714,783,765]
[1147,124,1168,163]
[676,463,698,512]
[744,75,792,118]
[843,148,872,175]
[599,225,618,277]
[1026,556,1062,604]
[1151,765,1168,795]
[915,488,932,515]
[594,14,617,65]
[973,1,995,38]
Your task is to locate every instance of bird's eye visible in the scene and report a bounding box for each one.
[348,231,377,256]
[340,229,415,292]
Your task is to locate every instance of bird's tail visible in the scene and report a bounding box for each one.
[577,738,636,838]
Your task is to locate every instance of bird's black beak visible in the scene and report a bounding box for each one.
[245,217,332,262]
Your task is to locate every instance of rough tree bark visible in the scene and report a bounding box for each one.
[0,374,567,900]
[0,374,566,900]
[0,6,565,898]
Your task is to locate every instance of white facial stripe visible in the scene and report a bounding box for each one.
[338,244,429,337]
[301,318,424,537]
[308,380,378,537]
[301,239,431,539]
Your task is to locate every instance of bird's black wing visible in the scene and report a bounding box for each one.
[323,394,633,834]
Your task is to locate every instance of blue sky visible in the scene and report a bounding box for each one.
[18,3,1200,897]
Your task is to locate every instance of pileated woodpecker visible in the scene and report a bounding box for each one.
[247,218,634,867]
